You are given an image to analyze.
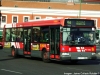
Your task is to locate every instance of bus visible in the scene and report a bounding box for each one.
[3,18,97,63]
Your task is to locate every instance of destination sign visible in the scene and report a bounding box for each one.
[64,19,95,27]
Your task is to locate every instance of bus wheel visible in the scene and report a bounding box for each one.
[11,48,18,58]
[42,50,50,63]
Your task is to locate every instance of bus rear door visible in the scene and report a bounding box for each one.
[23,28,31,55]
[50,27,60,60]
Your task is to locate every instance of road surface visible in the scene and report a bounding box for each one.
[0,49,100,75]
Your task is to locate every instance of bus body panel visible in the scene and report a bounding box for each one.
[60,44,96,52]
[60,52,96,60]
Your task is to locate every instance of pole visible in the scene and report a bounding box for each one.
[79,0,82,18]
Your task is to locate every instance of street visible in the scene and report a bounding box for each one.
[0,49,100,75]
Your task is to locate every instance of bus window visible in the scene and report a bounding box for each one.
[63,32,71,44]
[63,27,96,45]
[32,27,40,42]
[16,28,23,42]
[96,30,99,43]
[5,29,11,41]
[40,27,49,43]
[62,28,71,44]
[11,28,16,42]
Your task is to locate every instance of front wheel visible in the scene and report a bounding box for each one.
[42,50,50,63]
[11,48,18,58]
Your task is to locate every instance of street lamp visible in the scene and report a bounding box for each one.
[79,0,82,18]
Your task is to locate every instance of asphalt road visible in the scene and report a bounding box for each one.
[0,49,100,75]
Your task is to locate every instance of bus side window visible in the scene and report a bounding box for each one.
[11,28,16,42]
[16,28,23,42]
[5,29,11,41]
[40,27,49,43]
[32,27,40,42]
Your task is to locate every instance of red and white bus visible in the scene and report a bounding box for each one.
[3,18,97,63]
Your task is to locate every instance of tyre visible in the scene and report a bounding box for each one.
[42,50,50,63]
[11,48,18,58]
[0,46,3,49]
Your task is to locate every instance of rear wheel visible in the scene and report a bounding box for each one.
[42,50,50,63]
[11,48,18,58]
[0,46,3,49]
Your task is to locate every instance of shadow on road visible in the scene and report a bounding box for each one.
[22,56,100,65]
[0,58,18,61]
[50,59,100,65]
[3,53,100,65]
[0,55,22,61]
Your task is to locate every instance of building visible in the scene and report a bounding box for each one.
[1,0,100,41]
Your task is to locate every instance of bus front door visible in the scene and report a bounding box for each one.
[23,28,31,55]
[50,27,60,59]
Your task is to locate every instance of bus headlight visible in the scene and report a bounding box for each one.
[62,53,69,55]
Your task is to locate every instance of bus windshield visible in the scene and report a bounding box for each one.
[62,27,96,45]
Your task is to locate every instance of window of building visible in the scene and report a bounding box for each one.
[34,16,41,19]
[12,16,18,23]
[23,16,29,22]
[46,17,53,19]
[2,15,7,23]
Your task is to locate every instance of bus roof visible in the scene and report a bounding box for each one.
[5,18,63,28]
[4,18,95,28]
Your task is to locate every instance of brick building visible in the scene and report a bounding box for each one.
[1,0,100,40]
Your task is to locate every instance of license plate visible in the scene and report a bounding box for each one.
[78,57,88,59]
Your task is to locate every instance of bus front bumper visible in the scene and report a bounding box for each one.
[60,52,97,61]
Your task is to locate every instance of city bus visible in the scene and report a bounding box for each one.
[3,18,97,63]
